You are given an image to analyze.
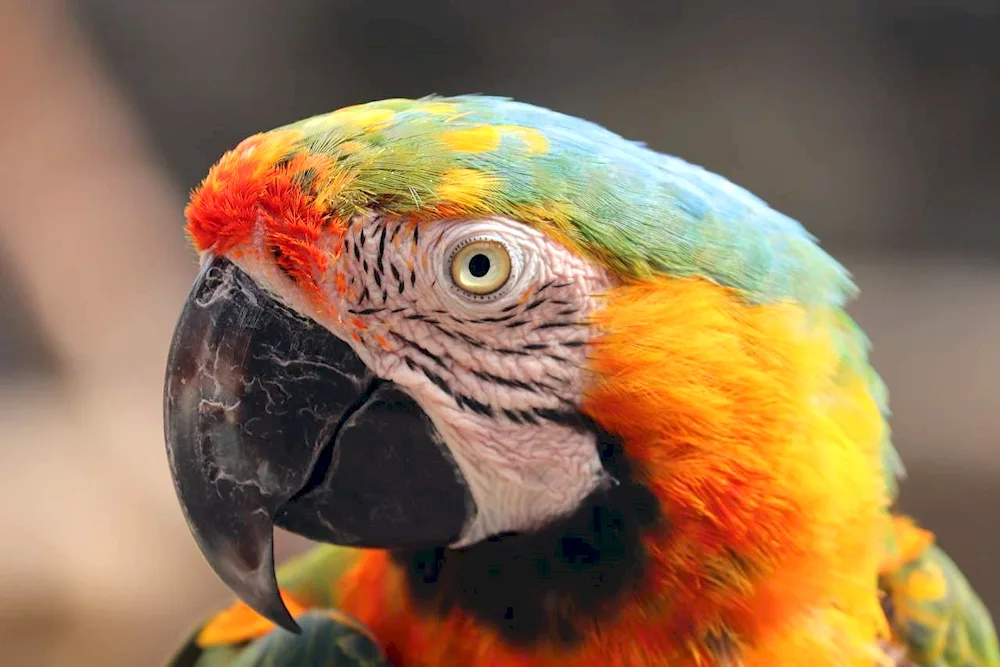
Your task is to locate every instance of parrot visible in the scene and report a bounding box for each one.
[162,95,998,667]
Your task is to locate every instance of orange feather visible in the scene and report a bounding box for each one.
[335,276,892,666]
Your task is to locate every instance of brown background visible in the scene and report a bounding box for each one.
[0,1,997,665]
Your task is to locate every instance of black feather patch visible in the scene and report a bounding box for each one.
[391,423,663,647]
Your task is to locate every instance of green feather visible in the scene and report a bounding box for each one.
[165,546,366,667]
[258,95,856,307]
[883,545,1000,666]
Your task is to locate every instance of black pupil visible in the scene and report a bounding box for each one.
[468,253,491,278]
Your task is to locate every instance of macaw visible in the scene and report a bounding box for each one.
[163,96,998,667]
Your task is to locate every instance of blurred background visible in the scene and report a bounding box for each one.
[1,0,998,664]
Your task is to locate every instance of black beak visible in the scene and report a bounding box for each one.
[164,257,474,632]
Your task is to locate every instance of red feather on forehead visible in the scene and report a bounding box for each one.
[185,131,346,307]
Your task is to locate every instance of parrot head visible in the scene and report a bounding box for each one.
[166,96,883,645]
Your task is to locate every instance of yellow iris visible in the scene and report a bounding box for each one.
[450,240,511,295]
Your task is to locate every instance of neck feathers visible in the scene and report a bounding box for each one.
[338,276,891,665]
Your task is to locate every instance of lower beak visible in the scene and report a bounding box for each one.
[164,256,474,632]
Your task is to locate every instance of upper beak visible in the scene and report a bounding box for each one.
[164,256,474,632]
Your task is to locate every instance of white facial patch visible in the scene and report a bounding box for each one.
[232,215,618,546]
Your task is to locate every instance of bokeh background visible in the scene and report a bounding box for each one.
[1,1,998,665]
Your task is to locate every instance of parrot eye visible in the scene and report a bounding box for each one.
[449,238,512,296]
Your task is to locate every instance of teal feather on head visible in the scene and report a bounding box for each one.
[261,95,856,307]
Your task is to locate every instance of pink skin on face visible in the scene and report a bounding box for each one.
[217,215,617,546]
